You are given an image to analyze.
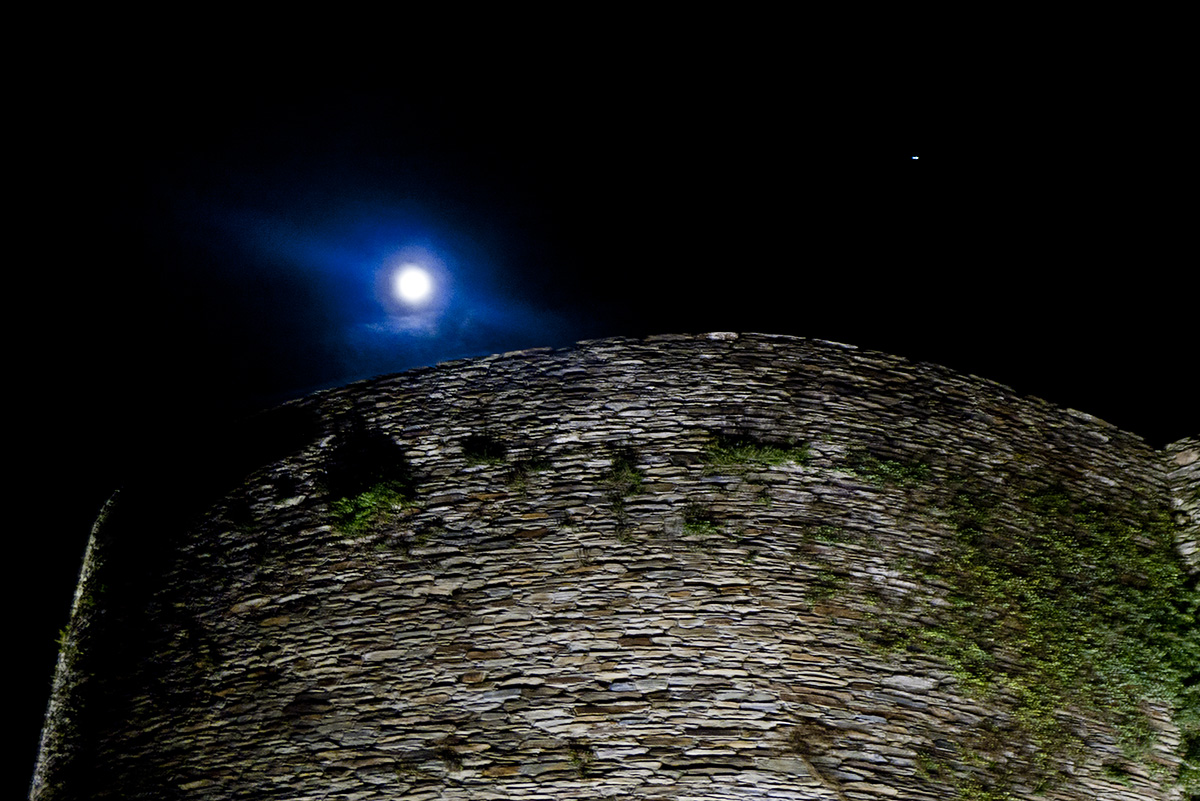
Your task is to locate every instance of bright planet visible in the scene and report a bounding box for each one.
[394,265,433,304]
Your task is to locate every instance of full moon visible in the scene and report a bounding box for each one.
[394,265,433,304]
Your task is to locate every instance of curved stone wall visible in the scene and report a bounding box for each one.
[32,333,1198,800]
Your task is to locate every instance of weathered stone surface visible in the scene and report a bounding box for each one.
[31,333,1197,800]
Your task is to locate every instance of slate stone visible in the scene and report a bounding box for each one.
[31,334,1197,801]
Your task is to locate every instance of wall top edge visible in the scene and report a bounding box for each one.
[285,332,1195,454]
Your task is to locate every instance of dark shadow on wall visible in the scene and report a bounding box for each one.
[41,401,323,798]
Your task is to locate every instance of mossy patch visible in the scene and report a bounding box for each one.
[603,446,644,538]
[506,457,551,493]
[329,481,414,535]
[703,434,810,473]
[320,422,418,535]
[567,738,596,778]
[845,451,930,487]
[864,482,1199,796]
[682,503,721,537]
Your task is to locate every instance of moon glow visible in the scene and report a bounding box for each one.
[394,265,433,304]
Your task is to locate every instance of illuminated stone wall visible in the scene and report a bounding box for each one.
[32,333,1198,800]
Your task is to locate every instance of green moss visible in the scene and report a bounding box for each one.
[682,504,721,537]
[318,423,418,536]
[809,566,847,602]
[846,451,930,487]
[888,485,1199,795]
[567,738,596,778]
[703,435,810,473]
[320,423,417,532]
[604,447,644,536]
[957,778,1015,801]
[605,449,643,494]
[812,525,848,544]
[329,481,413,535]
[507,457,551,492]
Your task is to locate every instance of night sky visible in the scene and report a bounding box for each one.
[18,43,1193,791]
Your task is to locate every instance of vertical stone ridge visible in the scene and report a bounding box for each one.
[1164,436,1200,574]
[30,490,119,801]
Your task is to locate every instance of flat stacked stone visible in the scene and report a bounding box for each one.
[31,333,1195,801]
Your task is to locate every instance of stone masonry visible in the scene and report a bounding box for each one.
[32,333,1198,800]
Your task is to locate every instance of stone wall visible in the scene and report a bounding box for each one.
[32,333,1198,800]
[1164,438,1200,574]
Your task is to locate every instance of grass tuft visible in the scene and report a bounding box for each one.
[703,435,810,473]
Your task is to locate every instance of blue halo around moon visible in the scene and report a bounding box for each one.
[199,195,578,385]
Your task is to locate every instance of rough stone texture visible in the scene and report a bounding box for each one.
[1164,438,1200,574]
[32,333,1197,800]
